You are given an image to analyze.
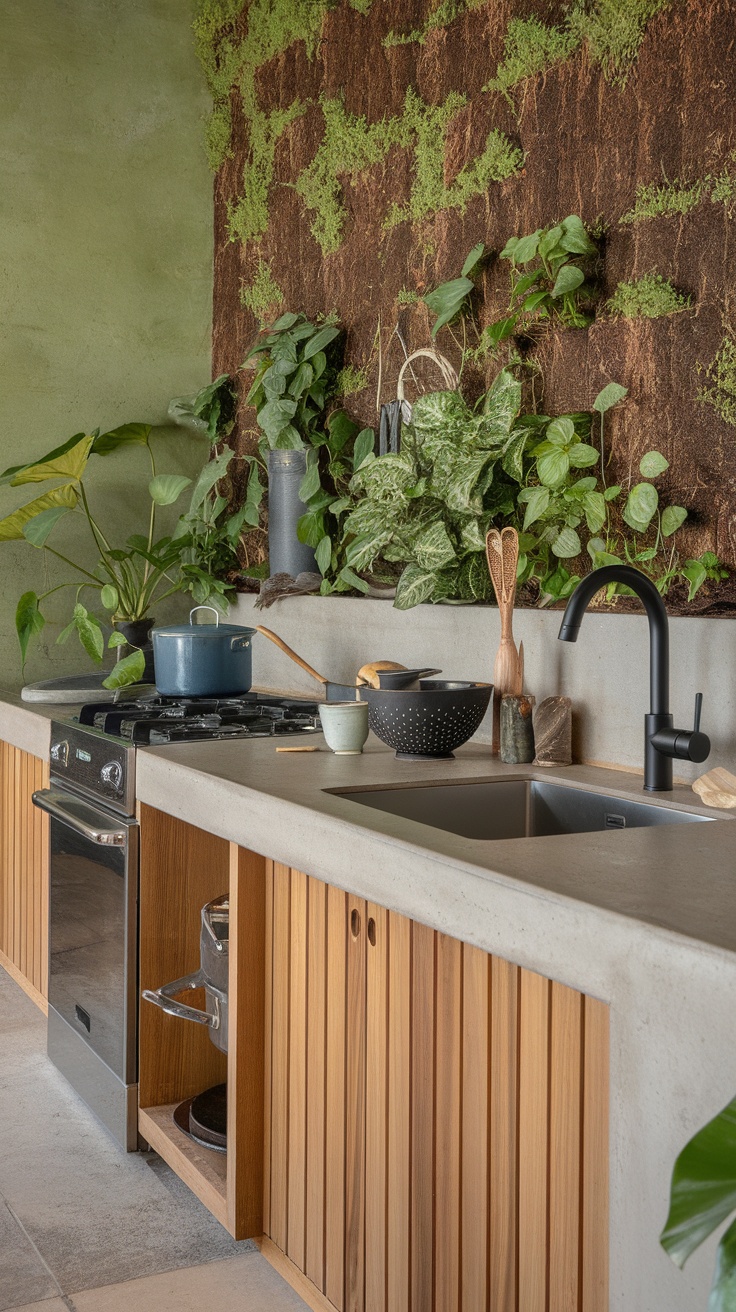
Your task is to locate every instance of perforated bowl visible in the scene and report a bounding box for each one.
[359,680,492,760]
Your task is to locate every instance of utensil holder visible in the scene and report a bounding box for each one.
[500,694,536,764]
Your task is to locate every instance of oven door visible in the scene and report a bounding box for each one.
[33,788,138,1085]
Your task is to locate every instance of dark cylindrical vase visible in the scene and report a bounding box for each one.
[267,449,317,578]
[114,618,155,683]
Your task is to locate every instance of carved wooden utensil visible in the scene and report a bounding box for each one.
[485,527,523,755]
[692,767,736,809]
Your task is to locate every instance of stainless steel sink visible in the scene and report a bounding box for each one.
[330,779,715,841]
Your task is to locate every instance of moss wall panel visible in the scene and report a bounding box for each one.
[205,0,736,611]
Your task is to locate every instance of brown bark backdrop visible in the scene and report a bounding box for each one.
[207,0,736,612]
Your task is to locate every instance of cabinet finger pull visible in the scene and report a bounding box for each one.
[367,916,376,946]
[350,907,361,938]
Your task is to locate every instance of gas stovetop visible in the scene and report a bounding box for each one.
[76,691,322,745]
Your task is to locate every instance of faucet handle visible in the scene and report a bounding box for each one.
[693,692,703,734]
[650,694,711,765]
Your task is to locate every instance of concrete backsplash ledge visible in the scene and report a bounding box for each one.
[233,594,736,782]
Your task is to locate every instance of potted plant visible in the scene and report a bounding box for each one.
[242,312,346,578]
[1,417,231,688]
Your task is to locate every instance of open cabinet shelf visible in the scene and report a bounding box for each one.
[138,806,265,1240]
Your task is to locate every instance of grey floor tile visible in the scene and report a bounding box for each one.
[72,1252,309,1312]
[0,1302,67,1312]
[0,1202,59,1312]
[0,972,252,1295]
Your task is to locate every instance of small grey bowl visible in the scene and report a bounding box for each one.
[359,680,492,760]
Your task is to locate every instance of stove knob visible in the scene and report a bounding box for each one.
[100,761,123,792]
[50,740,69,767]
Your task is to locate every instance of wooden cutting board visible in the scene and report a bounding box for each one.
[692,767,736,809]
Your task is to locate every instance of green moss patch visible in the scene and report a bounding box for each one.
[567,0,672,82]
[296,89,522,254]
[384,0,484,48]
[486,18,579,98]
[397,289,420,305]
[607,273,691,318]
[240,260,284,326]
[699,337,736,427]
[336,365,370,396]
[620,177,703,223]
[228,99,305,244]
[295,96,410,255]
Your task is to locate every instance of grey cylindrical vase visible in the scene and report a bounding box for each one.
[267,449,317,577]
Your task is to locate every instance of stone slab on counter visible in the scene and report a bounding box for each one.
[0,691,59,759]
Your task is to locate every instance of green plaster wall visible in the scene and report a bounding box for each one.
[0,0,213,688]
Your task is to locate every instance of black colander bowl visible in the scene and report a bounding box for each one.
[359,680,492,760]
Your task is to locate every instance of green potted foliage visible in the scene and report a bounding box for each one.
[2,405,241,689]
[661,1094,736,1310]
[333,364,720,609]
[243,312,346,577]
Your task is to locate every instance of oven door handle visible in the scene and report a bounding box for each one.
[142,971,221,1030]
[31,789,127,846]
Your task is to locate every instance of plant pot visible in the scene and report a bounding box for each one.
[267,449,317,578]
[114,617,155,683]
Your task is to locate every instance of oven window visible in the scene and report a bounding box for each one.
[48,817,129,1080]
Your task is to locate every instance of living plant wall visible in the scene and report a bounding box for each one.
[195,0,736,613]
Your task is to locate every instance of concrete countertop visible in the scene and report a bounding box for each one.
[134,732,735,968]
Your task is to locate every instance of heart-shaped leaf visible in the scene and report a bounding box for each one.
[546,418,576,447]
[22,504,74,547]
[149,474,192,506]
[100,584,119,611]
[7,434,94,485]
[552,526,581,558]
[661,505,687,537]
[393,564,437,610]
[639,450,669,478]
[538,448,570,487]
[461,242,485,277]
[551,264,585,298]
[91,423,152,456]
[0,484,79,542]
[593,382,628,414]
[72,604,104,663]
[623,482,659,531]
[16,591,45,665]
[315,534,332,575]
[102,647,147,689]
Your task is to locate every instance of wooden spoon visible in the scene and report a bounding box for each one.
[485,527,523,754]
[255,626,331,687]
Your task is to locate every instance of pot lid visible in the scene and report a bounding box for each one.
[152,605,256,640]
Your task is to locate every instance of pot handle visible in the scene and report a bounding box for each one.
[189,605,220,627]
[142,970,221,1030]
[230,634,252,652]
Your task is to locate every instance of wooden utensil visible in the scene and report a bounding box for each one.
[255,626,331,686]
[485,527,523,755]
[356,661,406,688]
[692,767,736,809]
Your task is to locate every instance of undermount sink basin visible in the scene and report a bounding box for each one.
[330,778,715,842]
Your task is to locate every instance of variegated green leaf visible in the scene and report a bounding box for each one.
[413,521,457,571]
[393,564,437,610]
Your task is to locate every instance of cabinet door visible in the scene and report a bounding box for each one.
[0,741,49,1007]
[264,867,609,1312]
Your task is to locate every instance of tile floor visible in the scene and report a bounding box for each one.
[0,971,308,1311]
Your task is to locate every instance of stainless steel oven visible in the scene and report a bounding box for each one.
[33,723,139,1150]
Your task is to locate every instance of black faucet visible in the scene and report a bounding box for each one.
[558,564,710,791]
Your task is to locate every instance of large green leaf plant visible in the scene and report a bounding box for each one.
[661,1094,736,1311]
[2,419,222,687]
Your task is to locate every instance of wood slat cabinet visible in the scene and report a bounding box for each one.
[0,740,49,1010]
[264,861,609,1312]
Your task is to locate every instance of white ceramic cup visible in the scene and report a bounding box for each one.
[318,701,369,755]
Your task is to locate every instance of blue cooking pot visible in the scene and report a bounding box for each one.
[152,606,256,697]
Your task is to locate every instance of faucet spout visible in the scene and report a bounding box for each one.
[558,564,669,716]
